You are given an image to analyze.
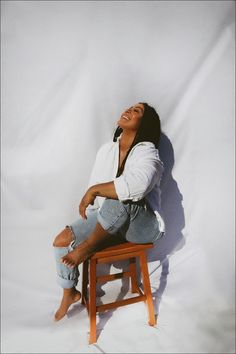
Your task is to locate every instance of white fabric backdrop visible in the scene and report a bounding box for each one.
[1,1,235,353]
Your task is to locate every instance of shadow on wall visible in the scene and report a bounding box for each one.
[150,132,185,259]
[147,132,186,314]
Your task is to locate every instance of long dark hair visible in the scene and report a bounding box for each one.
[113,102,161,177]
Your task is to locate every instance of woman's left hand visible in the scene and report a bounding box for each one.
[79,188,96,220]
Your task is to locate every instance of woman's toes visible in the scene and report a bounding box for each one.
[61,259,74,268]
[60,254,77,268]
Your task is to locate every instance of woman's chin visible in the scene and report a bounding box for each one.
[117,120,126,129]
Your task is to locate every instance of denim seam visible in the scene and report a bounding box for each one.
[130,205,142,222]
[153,230,165,242]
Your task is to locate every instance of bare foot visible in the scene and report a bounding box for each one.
[61,240,95,268]
[54,288,81,321]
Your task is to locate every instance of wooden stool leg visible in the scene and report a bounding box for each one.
[129,257,139,293]
[139,252,156,326]
[89,258,97,344]
[82,260,88,305]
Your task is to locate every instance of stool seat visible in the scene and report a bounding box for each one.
[81,241,156,344]
[91,241,153,259]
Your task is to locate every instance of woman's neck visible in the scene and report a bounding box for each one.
[119,130,136,151]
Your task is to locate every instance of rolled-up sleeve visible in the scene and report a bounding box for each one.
[113,143,164,202]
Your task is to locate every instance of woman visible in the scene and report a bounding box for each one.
[53,102,165,321]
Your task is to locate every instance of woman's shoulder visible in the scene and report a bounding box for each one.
[98,139,116,151]
[129,141,163,165]
[130,141,158,156]
[96,139,117,157]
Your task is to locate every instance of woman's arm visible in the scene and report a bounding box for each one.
[90,181,118,199]
[79,181,118,219]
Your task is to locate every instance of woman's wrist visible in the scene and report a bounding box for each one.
[89,185,98,197]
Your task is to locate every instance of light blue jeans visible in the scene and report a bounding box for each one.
[54,198,164,288]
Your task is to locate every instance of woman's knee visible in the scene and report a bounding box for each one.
[97,199,129,234]
[53,227,74,247]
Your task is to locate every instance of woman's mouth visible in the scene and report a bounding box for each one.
[121,115,130,121]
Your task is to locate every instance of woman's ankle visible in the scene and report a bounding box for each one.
[63,287,76,295]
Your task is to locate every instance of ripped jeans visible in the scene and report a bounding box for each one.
[54,198,164,288]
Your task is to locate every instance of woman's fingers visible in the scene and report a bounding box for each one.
[79,191,95,220]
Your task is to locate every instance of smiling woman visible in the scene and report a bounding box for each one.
[117,103,144,132]
[52,102,165,321]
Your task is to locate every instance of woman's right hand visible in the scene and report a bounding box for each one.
[79,188,96,220]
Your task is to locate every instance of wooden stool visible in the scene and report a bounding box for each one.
[81,242,156,344]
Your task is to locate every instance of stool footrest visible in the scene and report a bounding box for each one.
[96,271,131,283]
[96,294,146,312]
[97,251,141,264]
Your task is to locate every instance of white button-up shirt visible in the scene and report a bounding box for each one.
[87,134,165,233]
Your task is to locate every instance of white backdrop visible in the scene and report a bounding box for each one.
[1,1,235,353]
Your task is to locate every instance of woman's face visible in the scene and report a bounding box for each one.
[117,103,145,131]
